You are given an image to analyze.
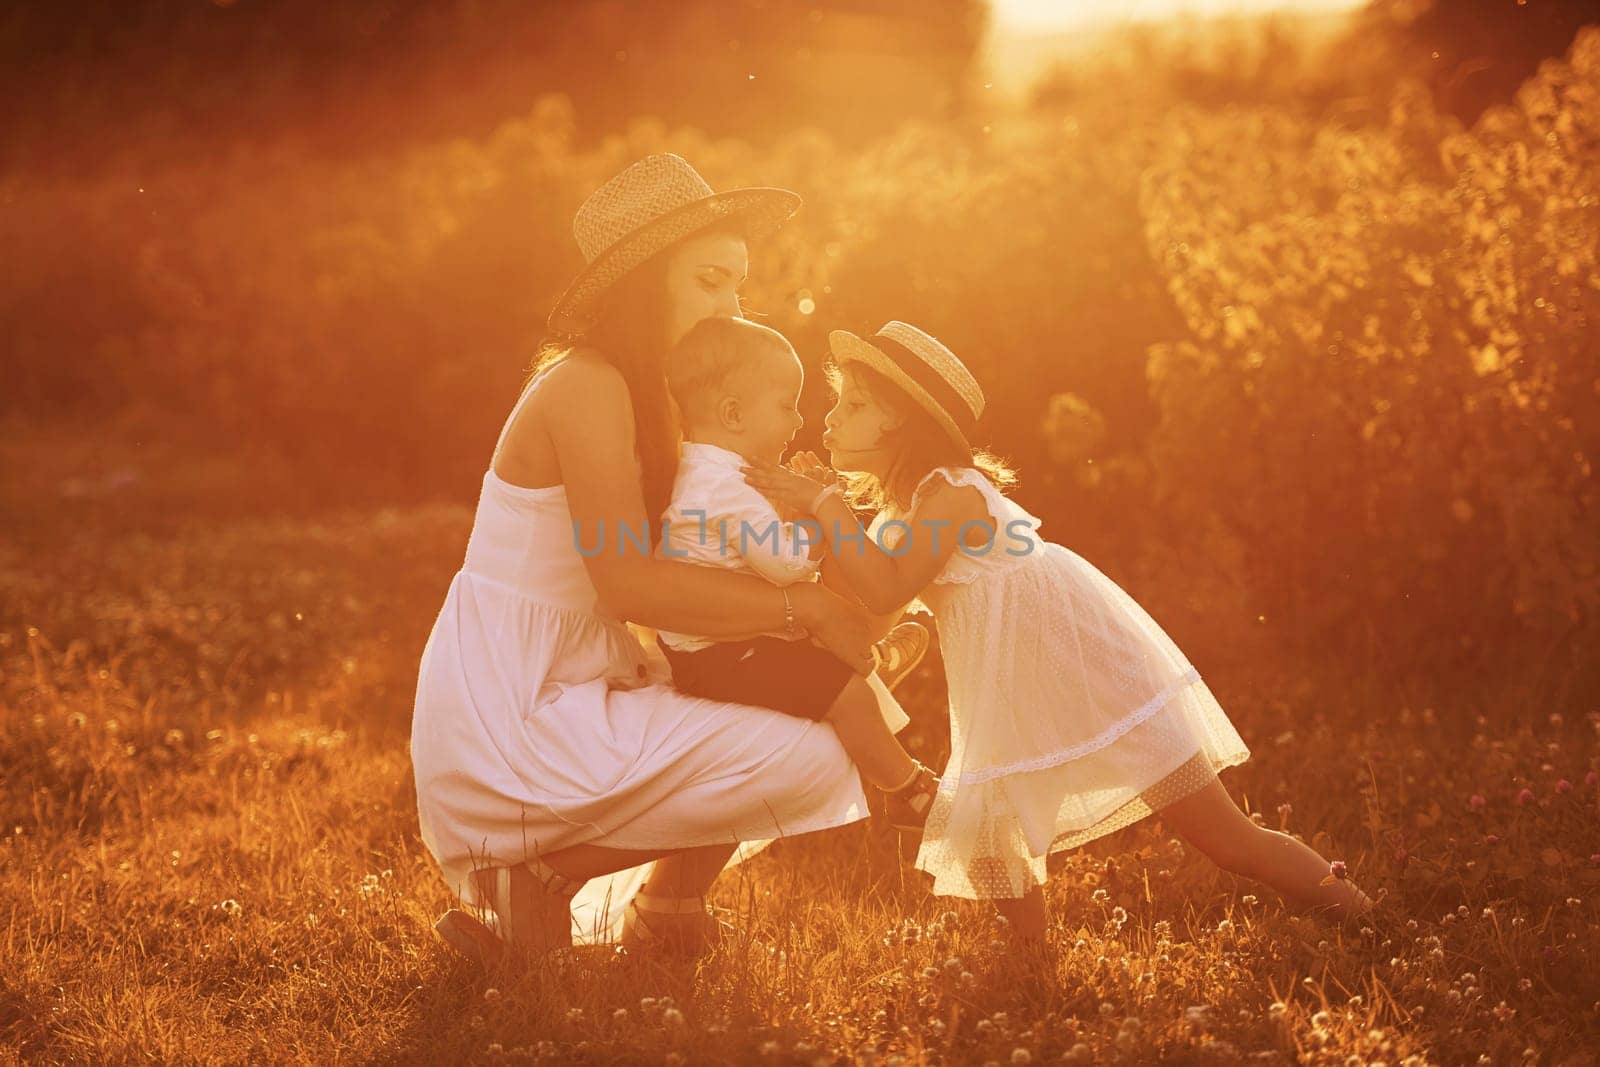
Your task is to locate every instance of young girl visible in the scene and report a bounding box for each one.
[740,321,1373,946]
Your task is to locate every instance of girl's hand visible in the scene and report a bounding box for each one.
[741,459,831,515]
[787,450,838,485]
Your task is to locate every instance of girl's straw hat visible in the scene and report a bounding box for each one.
[829,322,986,455]
[547,154,801,336]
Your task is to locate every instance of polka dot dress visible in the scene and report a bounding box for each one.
[869,467,1252,900]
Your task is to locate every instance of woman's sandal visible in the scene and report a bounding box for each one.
[619,891,735,958]
[881,759,940,836]
[433,855,582,968]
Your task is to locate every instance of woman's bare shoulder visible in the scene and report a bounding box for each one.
[538,350,632,419]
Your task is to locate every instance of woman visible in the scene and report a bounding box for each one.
[413,154,912,963]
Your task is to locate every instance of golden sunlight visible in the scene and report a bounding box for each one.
[992,0,1363,31]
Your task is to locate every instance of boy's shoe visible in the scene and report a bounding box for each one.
[873,619,931,692]
[881,759,940,834]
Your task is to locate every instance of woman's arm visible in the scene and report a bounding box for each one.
[820,555,910,643]
[540,358,875,670]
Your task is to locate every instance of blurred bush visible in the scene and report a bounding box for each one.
[2,20,1595,698]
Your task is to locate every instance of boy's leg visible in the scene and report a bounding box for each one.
[824,673,917,790]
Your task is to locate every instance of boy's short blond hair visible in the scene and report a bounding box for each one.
[666,317,795,426]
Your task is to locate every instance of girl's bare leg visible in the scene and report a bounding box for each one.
[995,883,1047,940]
[1157,779,1372,919]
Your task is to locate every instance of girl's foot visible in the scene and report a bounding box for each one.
[881,759,940,835]
[873,619,931,692]
[619,891,733,957]
[434,856,581,967]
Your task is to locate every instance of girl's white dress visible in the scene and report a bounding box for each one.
[411,388,900,944]
[870,466,1252,900]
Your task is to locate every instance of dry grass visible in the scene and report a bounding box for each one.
[2,486,1597,1066]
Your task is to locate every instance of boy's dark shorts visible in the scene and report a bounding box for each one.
[656,633,856,721]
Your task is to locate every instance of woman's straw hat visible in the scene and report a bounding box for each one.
[547,154,801,336]
[829,322,986,455]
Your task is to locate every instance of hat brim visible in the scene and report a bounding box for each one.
[829,330,975,457]
[547,187,801,337]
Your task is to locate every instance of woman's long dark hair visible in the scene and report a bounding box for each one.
[526,220,744,550]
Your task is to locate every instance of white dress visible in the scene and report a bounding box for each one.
[870,466,1252,900]
[410,389,875,944]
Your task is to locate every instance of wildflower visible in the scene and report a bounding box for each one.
[1064,1044,1091,1063]
[1329,860,1348,880]
[976,1019,994,1035]
[1111,906,1127,924]
[1516,788,1535,805]
[920,966,939,981]
[1011,1050,1033,1065]
[483,987,501,1003]
[218,899,242,918]
[1091,888,1109,905]
[469,1015,484,1030]
[612,1008,629,1024]
[1184,1005,1212,1025]
[1268,1002,1287,1020]
[1217,919,1234,934]
[662,1008,685,1027]
[1493,1001,1516,1023]
[1099,1001,1116,1017]
[1485,834,1501,845]
[1555,779,1573,794]
[1566,897,1583,907]
[1277,802,1293,821]
[1312,1010,1331,1028]
[960,971,975,986]
[1468,794,1486,811]
[565,1008,583,1023]
[1586,771,1598,787]
[944,956,963,975]
[940,910,959,928]
[640,996,656,1012]
[759,1040,781,1057]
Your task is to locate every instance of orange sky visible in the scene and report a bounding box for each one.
[992,0,1362,30]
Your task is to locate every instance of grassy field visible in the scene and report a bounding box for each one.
[2,469,1597,1065]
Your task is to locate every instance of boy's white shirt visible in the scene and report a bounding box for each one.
[655,440,821,652]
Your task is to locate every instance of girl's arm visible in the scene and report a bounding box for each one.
[538,356,875,672]
[742,460,988,615]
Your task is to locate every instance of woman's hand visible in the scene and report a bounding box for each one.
[741,459,832,515]
[789,582,874,675]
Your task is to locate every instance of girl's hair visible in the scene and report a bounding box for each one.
[824,358,1017,516]
[524,219,746,549]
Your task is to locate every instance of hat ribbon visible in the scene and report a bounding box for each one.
[868,333,979,440]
